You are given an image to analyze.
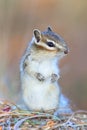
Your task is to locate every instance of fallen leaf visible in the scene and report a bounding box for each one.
[2,105,11,112]
[43,120,56,128]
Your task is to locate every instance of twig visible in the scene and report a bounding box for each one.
[62,110,87,124]
[14,114,55,129]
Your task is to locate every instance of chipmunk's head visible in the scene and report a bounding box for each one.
[33,27,68,57]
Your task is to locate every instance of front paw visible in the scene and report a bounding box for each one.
[51,74,59,82]
[35,73,45,81]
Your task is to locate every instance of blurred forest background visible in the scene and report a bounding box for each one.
[0,0,87,110]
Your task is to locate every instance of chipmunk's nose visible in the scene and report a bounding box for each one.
[62,45,69,54]
[64,48,68,54]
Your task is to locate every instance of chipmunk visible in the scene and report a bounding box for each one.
[20,27,68,111]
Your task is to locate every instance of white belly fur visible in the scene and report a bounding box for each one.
[21,57,60,111]
[21,74,60,110]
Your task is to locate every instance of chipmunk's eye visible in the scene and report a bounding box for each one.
[47,42,55,47]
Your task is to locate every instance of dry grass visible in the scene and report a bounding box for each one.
[0,99,87,130]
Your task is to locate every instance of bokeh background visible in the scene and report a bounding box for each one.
[0,0,87,110]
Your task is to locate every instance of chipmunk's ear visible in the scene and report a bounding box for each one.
[47,26,52,32]
[33,29,41,42]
